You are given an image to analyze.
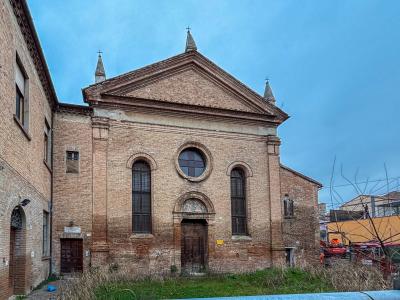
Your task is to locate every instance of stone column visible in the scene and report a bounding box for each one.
[267,135,285,265]
[91,117,110,266]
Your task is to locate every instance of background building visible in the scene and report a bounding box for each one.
[326,191,400,245]
[339,192,400,218]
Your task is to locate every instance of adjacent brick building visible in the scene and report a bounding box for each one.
[0,0,57,298]
[0,0,321,298]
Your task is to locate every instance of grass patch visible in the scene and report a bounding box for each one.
[95,268,333,299]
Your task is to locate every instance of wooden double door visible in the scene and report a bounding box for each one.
[61,239,83,273]
[181,220,208,274]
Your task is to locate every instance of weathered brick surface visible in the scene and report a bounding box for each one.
[126,68,254,112]
[280,166,320,266]
[52,111,93,273]
[105,118,273,273]
[52,110,319,275]
[51,52,320,275]
[52,109,277,273]
[0,0,53,298]
[0,159,51,299]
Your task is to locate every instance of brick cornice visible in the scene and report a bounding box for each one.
[57,103,92,116]
[91,116,110,129]
[95,95,281,126]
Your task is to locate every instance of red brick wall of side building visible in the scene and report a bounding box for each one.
[280,165,321,266]
[52,109,93,274]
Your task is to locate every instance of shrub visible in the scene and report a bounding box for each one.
[305,260,391,292]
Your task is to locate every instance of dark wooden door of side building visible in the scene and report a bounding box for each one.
[61,239,83,273]
[181,219,208,274]
[9,227,16,292]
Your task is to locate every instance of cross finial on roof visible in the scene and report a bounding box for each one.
[97,50,103,56]
[185,27,197,52]
[95,50,106,83]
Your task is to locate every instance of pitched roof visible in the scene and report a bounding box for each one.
[83,50,289,123]
[280,164,323,188]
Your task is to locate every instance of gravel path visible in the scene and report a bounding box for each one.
[27,280,63,300]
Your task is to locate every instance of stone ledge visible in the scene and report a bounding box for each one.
[129,233,154,239]
[232,235,252,241]
[13,115,31,141]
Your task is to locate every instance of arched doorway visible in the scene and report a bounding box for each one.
[180,198,209,274]
[9,206,26,295]
[181,218,208,274]
[173,192,215,274]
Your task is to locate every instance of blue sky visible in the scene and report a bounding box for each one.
[28,0,400,208]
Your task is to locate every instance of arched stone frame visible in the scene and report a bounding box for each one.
[173,191,215,216]
[226,161,253,178]
[127,153,157,237]
[227,162,253,238]
[126,152,158,171]
[174,141,213,182]
[172,192,215,272]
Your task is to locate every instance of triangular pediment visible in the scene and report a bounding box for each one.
[83,51,288,122]
[114,67,257,113]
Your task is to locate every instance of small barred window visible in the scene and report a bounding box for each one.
[66,151,79,173]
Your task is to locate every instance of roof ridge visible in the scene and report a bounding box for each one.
[280,164,323,187]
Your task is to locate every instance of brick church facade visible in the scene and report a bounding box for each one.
[0,0,321,298]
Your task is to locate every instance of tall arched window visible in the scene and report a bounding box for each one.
[231,168,247,235]
[132,161,151,233]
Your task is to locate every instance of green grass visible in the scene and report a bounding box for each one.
[95,268,333,299]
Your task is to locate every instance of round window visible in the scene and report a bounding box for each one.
[178,148,205,177]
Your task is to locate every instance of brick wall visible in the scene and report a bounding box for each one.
[0,1,53,298]
[52,110,93,273]
[104,117,274,273]
[0,158,51,299]
[51,102,296,274]
[280,166,320,266]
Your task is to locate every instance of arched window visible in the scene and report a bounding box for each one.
[231,168,247,235]
[132,161,151,233]
[283,194,294,218]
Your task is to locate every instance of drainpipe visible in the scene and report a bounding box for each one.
[49,107,54,276]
